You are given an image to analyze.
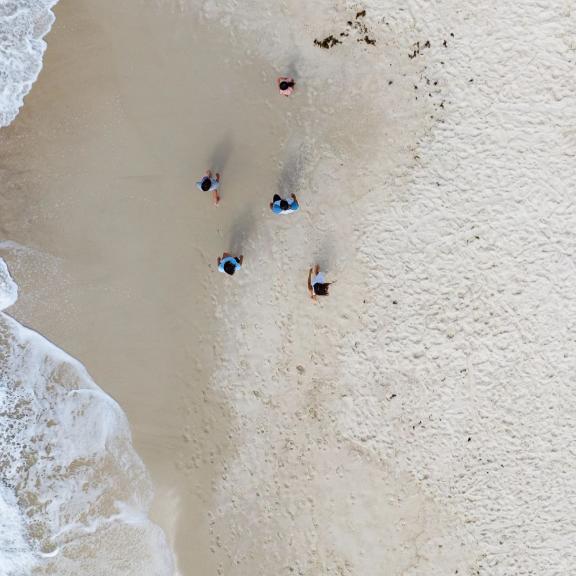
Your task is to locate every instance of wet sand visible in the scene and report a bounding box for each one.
[0,0,294,572]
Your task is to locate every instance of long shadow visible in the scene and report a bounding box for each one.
[277,145,304,198]
[315,234,335,272]
[209,135,233,174]
[229,208,256,256]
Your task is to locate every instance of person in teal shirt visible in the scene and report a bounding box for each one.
[217,253,243,276]
[270,193,300,214]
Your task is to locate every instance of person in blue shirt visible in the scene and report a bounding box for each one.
[196,170,220,205]
[217,253,243,276]
[270,193,300,215]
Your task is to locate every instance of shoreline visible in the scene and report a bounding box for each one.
[0,0,297,572]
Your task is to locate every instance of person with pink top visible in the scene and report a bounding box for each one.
[277,76,295,96]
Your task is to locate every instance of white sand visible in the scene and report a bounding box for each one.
[1,0,575,574]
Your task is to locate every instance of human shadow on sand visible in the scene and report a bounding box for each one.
[209,136,233,175]
[277,144,305,198]
[229,208,256,256]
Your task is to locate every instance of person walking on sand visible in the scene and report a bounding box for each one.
[270,193,300,214]
[196,170,220,205]
[307,265,332,301]
[277,76,295,96]
[218,253,243,276]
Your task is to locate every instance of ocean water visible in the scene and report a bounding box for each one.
[0,258,174,575]
[0,0,58,127]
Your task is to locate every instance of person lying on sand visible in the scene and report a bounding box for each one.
[277,77,295,96]
[270,193,300,214]
[218,253,243,276]
[307,265,332,301]
[196,170,220,205]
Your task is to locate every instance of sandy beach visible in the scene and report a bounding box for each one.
[1,0,576,574]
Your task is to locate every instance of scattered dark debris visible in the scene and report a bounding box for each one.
[440,101,444,108]
[408,40,431,59]
[388,80,394,85]
[392,300,398,304]
[433,80,438,85]
[314,35,342,49]
[468,437,472,442]
[414,84,418,90]
[389,394,397,400]
[469,78,474,82]
[443,39,448,47]
[450,32,454,37]
[315,9,376,49]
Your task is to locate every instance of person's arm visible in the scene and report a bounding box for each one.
[217,257,221,266]
[314,264,320,276]
[238,255,244,266]
[308,268,315,300]
[270,202,274,210]
[222,252,231,258]
[291,193,298,202]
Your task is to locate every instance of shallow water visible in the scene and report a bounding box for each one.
[0,259,174,575]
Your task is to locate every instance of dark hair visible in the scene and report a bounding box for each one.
[313,282,330,296]
[201,177,211,191]
[279,80,294,91]
[223,261,237,275]
[280,199,290,211]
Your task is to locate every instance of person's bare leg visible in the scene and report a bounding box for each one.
[314,264,320,275]
[213,173,221,205]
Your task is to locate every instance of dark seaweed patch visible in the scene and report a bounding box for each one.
[314,8,376,49]
[314,35,342,49]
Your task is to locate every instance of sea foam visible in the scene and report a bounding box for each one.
[0,0,58,127]
[0,259,174,575]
